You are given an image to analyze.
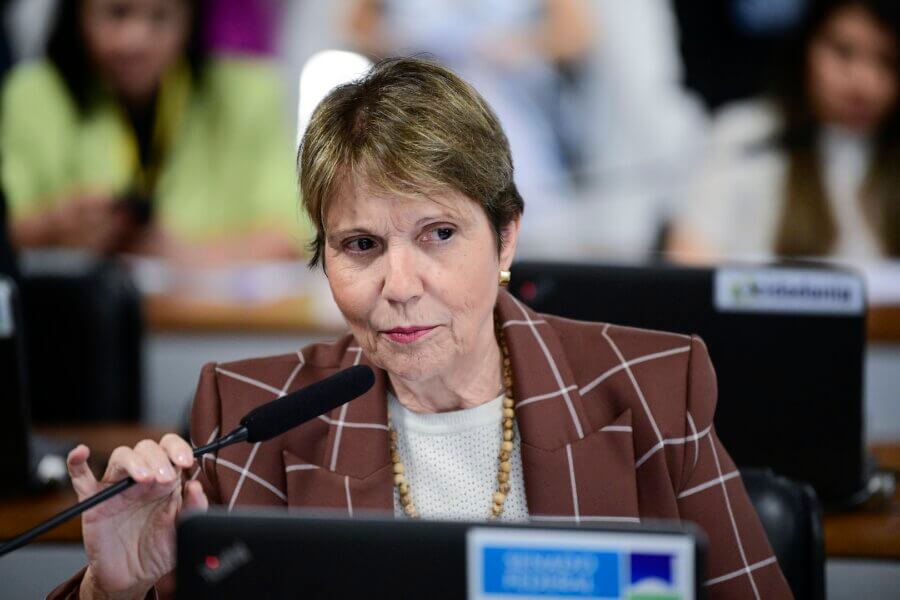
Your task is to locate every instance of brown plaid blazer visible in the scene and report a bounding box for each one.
[50,290,791,599]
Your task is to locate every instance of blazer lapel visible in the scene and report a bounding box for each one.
[283,341,393,515]
[497,291,642,524]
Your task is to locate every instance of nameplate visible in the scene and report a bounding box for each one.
[714,267,865,315]
[466,527,694,599]
[0,279,13,338]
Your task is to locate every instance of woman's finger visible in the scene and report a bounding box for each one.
[133,439,177,485]
[105,446,153,484]
[66,445,98,501]
[159,433,195,470]
[182,480,209,512]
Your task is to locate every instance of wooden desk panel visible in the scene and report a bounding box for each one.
[143,294,341,334]
[868,306,900,342]
[144,294,900,342]
[823,443,900,559]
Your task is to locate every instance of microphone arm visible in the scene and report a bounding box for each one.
[0,425,249,558]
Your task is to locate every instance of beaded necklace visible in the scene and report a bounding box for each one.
[389,313,515,519]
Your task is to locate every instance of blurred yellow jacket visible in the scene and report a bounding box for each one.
[0,58,308,244]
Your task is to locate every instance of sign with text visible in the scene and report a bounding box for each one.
[467,527,695,600]
[714,267,864,315]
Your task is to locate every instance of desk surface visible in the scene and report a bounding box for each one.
[2,426,898,560]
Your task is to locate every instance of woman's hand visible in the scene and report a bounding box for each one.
[67,435,209,600]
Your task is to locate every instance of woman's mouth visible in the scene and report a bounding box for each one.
[381,325,438,344]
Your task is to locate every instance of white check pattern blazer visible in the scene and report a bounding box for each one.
[51,290,792,599]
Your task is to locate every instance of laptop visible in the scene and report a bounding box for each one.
[510,261,868,508]
[177,510,706,600]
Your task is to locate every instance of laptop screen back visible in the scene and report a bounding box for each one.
[510,262,867,506]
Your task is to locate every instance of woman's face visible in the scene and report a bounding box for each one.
[807,4,898,132]
[324,179,519,383]
[82,0,190,102]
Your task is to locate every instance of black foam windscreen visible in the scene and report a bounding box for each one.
[240,365,375,443]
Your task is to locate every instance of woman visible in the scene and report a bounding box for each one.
[1,0,304,262]
[669,0,899,263]
[50,58,791,599]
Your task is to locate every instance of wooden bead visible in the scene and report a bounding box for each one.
[390,451,400,463]
[503,430,513,441]
[493,492,506,504]
[503,397,514,408]
[498,471,509,483]
[503,419,513,429]
[390,430,398,442]
[492,504,503,516]
[399,482,409,495]
[499,451,510,462]
[503,408,515,419]
[392,463,404,475]
[394,474,406,486]
[502,441,514,452]
[500,482,510,493]
[500,461,512,473]
[400,494,412,506]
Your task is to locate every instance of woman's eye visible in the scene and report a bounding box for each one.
[345,237,377,252]
[829,39,855,61]
[424,227,455,242]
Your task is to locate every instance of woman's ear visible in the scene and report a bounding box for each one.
[499,218,521,270]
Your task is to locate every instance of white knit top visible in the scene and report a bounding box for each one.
[388,392,529,522]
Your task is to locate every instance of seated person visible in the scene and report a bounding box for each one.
[51,58,791,599]
[669,0,899,263]
[1,0,306,263]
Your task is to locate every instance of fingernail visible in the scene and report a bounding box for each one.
[136,467,150,479]
[159,466,175,479]
[176,453,189,465]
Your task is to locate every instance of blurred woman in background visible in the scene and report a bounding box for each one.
[669,0,899,262]
[1,0,305,263]
[346,0,593,230]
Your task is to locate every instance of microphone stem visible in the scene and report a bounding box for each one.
[0,426,248,558]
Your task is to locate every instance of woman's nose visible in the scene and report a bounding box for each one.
[381,246,424,304]
[848,56,886,97]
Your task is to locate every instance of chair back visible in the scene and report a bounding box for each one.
[20,252,144,421]
[742,468,826,600]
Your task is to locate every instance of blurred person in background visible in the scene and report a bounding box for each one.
[346,0,592,229]
[1,0,306,264]
[582,0,708,257]
[669,0,899,263]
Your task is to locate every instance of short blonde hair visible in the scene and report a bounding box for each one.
[298,57,524,267]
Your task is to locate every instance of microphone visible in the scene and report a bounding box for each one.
[0,365,375,558]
